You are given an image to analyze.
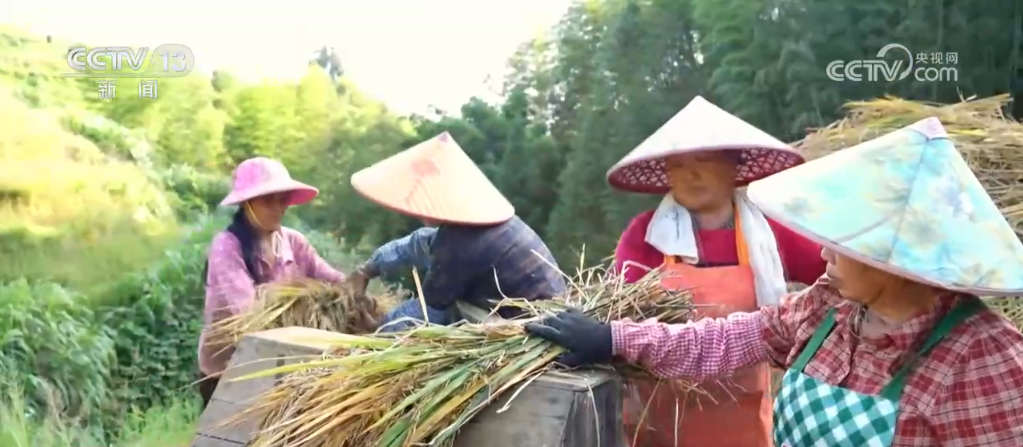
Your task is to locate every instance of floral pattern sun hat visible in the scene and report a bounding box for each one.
[747,117,1023,296]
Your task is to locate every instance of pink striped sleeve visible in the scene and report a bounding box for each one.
[286,229,346,283]
[201,232,259,374]
[204,232,257,323]
[611,312,768,380]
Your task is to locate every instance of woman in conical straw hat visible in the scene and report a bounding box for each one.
[597,96,826,447]
[344,132,565,332]
[527,117,1023,446]
[198,157,353,408]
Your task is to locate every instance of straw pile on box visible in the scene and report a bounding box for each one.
[797,94,1023,229]
[795,93,1023,327]
[225,270,700,447]
[208,279,401,346]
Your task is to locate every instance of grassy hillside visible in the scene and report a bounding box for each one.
[0,26,359,445]
[0,27,189,292]
[0,88,179,290]
[0,27,88,108]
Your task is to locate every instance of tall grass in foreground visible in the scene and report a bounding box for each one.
[225,268,700,447]
[110,399,200,447]
[0,389,199,447]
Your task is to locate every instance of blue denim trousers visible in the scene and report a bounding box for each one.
[378,298,454,332]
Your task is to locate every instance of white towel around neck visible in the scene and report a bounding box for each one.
[645,191,787,307]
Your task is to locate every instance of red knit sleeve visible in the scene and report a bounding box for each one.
[768,218,827,285]
[614,210,663,283]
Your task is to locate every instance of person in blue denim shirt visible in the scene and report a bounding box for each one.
[345,132,565,332]
[346,226,447,328]
[364,227,436,279]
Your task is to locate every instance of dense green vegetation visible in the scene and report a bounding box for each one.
[1,0,1020,444]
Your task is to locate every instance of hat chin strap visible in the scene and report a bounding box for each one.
[269,232,283,258]
[244,203,284,258]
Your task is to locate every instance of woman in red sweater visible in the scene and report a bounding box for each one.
[607,96,826,447]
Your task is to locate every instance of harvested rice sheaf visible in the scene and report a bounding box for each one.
[208,278,401,347]
[226,270,702,447]
[798,94,1023,233]
[797,94,1023,329]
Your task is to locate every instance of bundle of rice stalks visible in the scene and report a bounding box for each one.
[796,94,1023,233]
[208,279,401,347]
[226,270,700,447]
[987,297,1023,329]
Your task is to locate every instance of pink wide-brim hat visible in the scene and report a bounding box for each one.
[606,96,805,194]
[219,157,319,207]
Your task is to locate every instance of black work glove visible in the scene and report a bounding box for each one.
[525,308,612,368]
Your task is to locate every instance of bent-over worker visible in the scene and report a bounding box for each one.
[528,118,1023,447]
[345,132,565,331]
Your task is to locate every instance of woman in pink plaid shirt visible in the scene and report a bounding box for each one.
[527,118,1023,447]
[196,157,351,409]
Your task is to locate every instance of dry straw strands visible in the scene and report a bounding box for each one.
[795,94,1023,328]
[796,94,1023,233]
[224,269,700,447]
[208,279,400,347]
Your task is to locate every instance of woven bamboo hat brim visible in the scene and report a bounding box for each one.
[351,132,515,225]
[606,96,805,194]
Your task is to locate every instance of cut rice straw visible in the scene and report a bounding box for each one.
[797,94,1023,234]
[207,278,400,350]
[224,265,704,447]
[412,267,429,325]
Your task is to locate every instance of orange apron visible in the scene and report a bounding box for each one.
[622,216,772,447]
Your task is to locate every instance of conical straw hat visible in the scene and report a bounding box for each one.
[351,132,514,225]
[606,96,805,193]
[748,117,1023,296]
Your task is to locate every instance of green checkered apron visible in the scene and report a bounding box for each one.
[773,299,983,447]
